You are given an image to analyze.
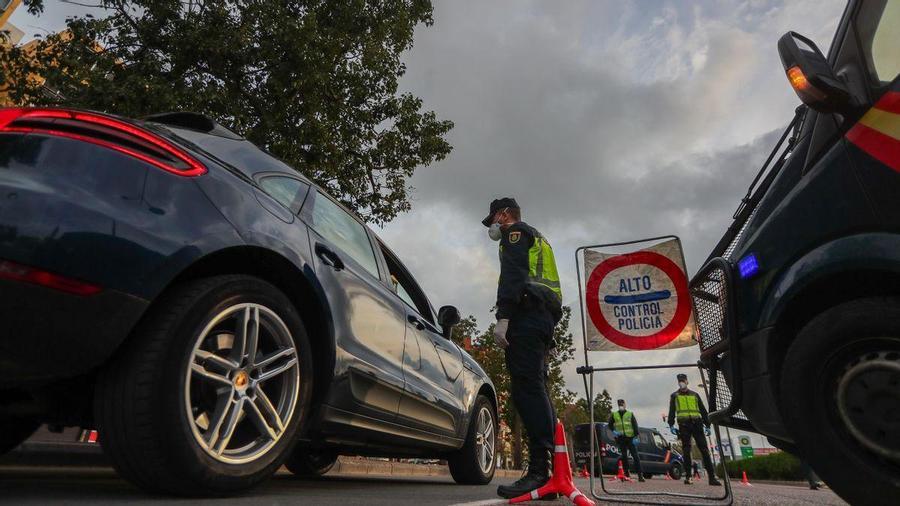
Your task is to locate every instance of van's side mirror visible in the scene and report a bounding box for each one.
[438,305,461,339]
[777,31,850,114]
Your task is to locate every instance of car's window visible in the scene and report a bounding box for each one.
[639,432,652,445]
[653,433,667,448]
[380,243,434,323]
[310,191,379,278]
[858,0,900,85]
[258,176,308,212]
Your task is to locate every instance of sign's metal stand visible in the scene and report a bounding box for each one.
[576,238,734,505]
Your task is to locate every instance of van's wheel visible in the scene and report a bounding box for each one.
[285,448,338,478]
[668,462,683,480]
[0,416,38,455]
[448,396,496,484]
[95,275,313,496]
[781,298,900,506]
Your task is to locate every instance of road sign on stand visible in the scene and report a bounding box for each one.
[739,436,753,459]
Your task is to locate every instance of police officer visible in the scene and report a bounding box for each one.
[482,198,563,499]
[607,399,645,482]
[667,374,722,486]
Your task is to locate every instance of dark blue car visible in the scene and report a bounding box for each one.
[0,108,497,495]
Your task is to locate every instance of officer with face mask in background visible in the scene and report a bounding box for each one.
[608,399,645,482]
[667,373,722,486]
[482,198,563,499]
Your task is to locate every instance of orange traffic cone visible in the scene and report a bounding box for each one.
[579,465,590,478]
[509,420,595,506]
[741,471,752,487]
[616,459,633,482]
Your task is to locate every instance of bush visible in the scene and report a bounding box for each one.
[716,452,804,481]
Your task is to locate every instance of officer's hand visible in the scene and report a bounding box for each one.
[669,425,679,436]
[632,437,639,445]
[494,319,510,348]
[704,426,711,437]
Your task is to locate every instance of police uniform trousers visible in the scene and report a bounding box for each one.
[504,310,556,465]
[678,419,715,475]
[615,436,643,475]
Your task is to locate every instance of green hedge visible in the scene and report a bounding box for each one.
[716,452,804,481]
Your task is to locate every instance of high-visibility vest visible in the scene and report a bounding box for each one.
[527,232,562,301]
[675,393,702,420]
[612,410,636,437]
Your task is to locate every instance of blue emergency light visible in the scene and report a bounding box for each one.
[738,253,760,279]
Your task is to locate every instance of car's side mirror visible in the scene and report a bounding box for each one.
[437,305,461,339]
[777,31,851,114]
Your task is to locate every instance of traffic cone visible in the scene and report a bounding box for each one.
[664,470,672,480]
[87,430,98,443]
[509,420,595,506]
[741,471,752,487]
[579,465,590,478]
[614,459,633,483]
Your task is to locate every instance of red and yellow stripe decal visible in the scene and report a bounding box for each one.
[846,91,900,172]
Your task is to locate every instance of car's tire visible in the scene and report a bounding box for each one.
[95,275,313,496]
[284,447,338,478]
[448,395,496,484]
[668,462,683,480]
[780,297,900,506]
[0,416,39,455]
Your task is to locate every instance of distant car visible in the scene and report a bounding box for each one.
[572,422,683,480]
[0,107,498,495]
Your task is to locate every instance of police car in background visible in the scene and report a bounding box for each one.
[572,422,684,480]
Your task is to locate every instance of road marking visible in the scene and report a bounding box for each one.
[448,500,507,506]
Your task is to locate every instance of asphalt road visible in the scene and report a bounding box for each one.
[0,466,848,505]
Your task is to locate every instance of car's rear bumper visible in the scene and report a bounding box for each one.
[1,278,148,386]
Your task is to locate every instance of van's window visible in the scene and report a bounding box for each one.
[259,176,308,212]
[860,0,900,84]
[311,192,379,278]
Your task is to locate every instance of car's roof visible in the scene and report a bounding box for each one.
[149,121,312,184]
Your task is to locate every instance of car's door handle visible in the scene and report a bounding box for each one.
[407,314,425,330]
[315,244,344,270]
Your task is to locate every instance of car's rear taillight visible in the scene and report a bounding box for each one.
[0,259,102,296]
[0,107,206,176]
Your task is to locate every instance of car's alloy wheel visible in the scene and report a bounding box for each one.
[448,395,496,484]
[185,303,300,464]
[96,276,313,496]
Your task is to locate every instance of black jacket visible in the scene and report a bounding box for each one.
[496,221,556,338]
[667,389,710,427]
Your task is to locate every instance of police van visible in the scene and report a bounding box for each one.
[690,1,899,505]
[572,422,684,480]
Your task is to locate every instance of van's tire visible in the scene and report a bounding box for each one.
[95,275,313,496]
[448,396,496,484]
[668,462,683,480]
[285,448,338,478]
[0,416,38,455]
[780,298,900,506]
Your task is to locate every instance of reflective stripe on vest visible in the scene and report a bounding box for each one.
[675,393,702,420]
[528,234,562,300]
[612,410,635,437]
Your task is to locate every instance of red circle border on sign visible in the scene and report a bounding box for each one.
[585,250,690,350]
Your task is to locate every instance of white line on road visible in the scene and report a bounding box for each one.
[447,500,508,506]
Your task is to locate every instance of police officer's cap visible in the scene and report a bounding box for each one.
[676,373,688,381]
[482,197,519,227]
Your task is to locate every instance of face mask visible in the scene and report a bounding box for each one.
[488,222,503,241]
[618,407,626,412]
[678,381,687,389]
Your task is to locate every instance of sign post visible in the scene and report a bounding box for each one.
[739,436,754,460]
[576,236,732,506]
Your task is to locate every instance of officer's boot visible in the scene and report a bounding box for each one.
[684,474,693,485]
[708,470,722,486]
[497,452,552,499]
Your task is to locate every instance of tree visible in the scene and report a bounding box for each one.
[574,389,613,424]
[1,0,453,225]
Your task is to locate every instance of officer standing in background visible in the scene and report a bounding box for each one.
[482,198,564,499]
[667,373,722,486]
[607,399,645,482]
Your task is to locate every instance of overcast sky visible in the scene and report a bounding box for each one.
[11,0,847,451]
